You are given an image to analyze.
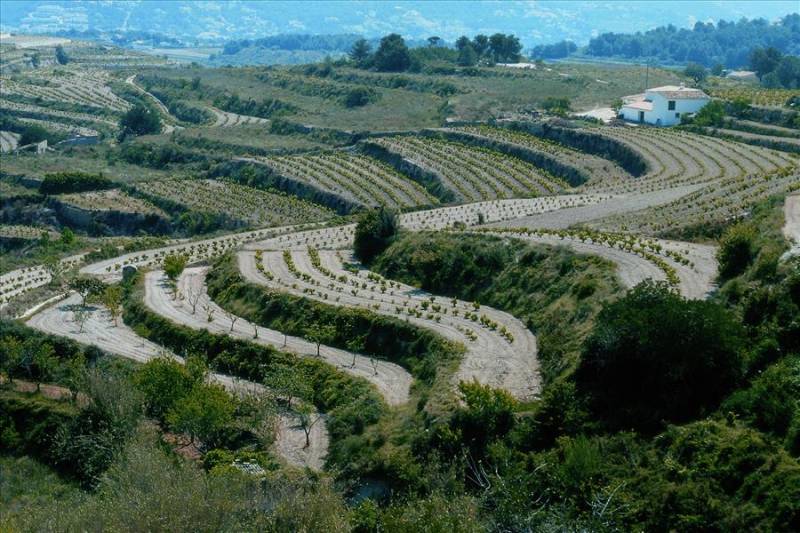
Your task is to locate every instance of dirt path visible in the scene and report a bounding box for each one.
[784,194,800,259]
[239,249,541,400]
[145,268,411,406]
[25,293,328,470]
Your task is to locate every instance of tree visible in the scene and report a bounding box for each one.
[42,255,67,287]
[33,343,58,392]
[305,323,336,357]
[427,36,442,48]
[163,253,188,284]
[575,280,744,431]
[349,38,372,67]
[295,401,321,449]
[119,104,161,137]
[167,383,235,446]
[73,306,90,334]
[693,99,725,127]
[457,44,478,67]
[488,33,522,62]
[750,47,782,80]
[472,34,489,57]
[455,36,471,51]
[541,97,572,116]
[711,63,724,76]
[60,227,75,245]
[353,207,398,263]
[19,124,48,146]
[373,33,411,72]
[69,276,105,307]
[717,223,757,279]
[61,352,87,402]
[451,379,517,456]
[0,337,23,385]
[776,55,800,89]
[683,62,707,83]
[55,45,69,65]
[30,53,40,68]
[101,285,123,326]
[343,87,373,108]
[135,355,194,420]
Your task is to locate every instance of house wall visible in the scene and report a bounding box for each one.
[646,93,709,126]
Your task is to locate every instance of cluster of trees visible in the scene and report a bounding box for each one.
[750,46,800,89]
[586,13,800,68]
[212,94,298,119]
[349,32,524,71]
[454,33,522,66]
[530,40,577,60]
[221,33,361,55]
[118,104,161,138]
[39,171,114,195]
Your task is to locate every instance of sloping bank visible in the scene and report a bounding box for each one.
[206,253,464,401]
[121,272,384,473]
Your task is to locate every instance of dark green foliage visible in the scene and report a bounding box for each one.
[18,124,48,146]
[119,104,161,137]
[213,94,298,119]
[531,40,577,60]
[717,222,758,279]
[540,97,572,116]
[456,44,477,67]
[373,34,411,72]
[488,33,522,63]
[118,142,209,168]
[683,62,707,83]
[342,87,375,108]
[691,99,726,127]
[205,254,461,384]
[353,207,398,263]
[449,381,517,457]
[54,45,69,65]
[587,14,799,68]
[576,280,744,431]
[39,171,113,195]
[349,38,371,67]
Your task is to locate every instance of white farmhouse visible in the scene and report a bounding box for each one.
[620,84,710,126]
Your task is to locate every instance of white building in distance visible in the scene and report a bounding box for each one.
[620,85,710,126]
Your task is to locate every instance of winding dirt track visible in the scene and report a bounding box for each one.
[145,268,412,406]
[238,248,541,400]
[784,194,800,259]
[25,293,329,470]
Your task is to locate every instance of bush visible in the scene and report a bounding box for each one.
[39,171,114,195]
[119,104,161,137]
[19,124,49,146]
[343,87,374,108]
[718,222,758,279]
[575,280,744,431]
[353,207,398,263]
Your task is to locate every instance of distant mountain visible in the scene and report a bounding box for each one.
[1,0,797,49]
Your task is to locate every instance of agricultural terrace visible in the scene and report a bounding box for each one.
[445,124,633,186]
[0,99,118,130]
[594,166,800,237]
[132,178,334,227]
[206,106,269,127]
[588,127,796,194]
[0,130,20,152]
[707,87,799,107]
[254,152,437,209]
[56,189,168,216]
[369,135,569,202]
[238,245,540,399]
[0,225,58,241]
[0,69,131,113]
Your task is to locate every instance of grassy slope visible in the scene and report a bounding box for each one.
[372,232,623,385]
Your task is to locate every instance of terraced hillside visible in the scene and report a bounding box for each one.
[132,178,335,227]
[369,135,569,201]
[249,152,438,209]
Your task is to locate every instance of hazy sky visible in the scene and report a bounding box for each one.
[1,1,797,45]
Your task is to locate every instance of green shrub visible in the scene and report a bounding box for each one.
[575,280,744,431]
[354,207,398,263]
[39,171,114,195]
[718,223,758,279]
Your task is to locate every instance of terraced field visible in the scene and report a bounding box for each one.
[132,178,334,226]
[445,125,633,186]
[0,224,58,241]
[207,106,269,127]
[0,99,118,130]
[57,189,167,216]
[784,194,800,258]
[238,246,540,400]
[1,70,131,113]
[707,87,799,107]
[0,130,20,152]
[25,292,329,470]
[369,136,568,201]
[589,127,796,194]
[252,152,437,209]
